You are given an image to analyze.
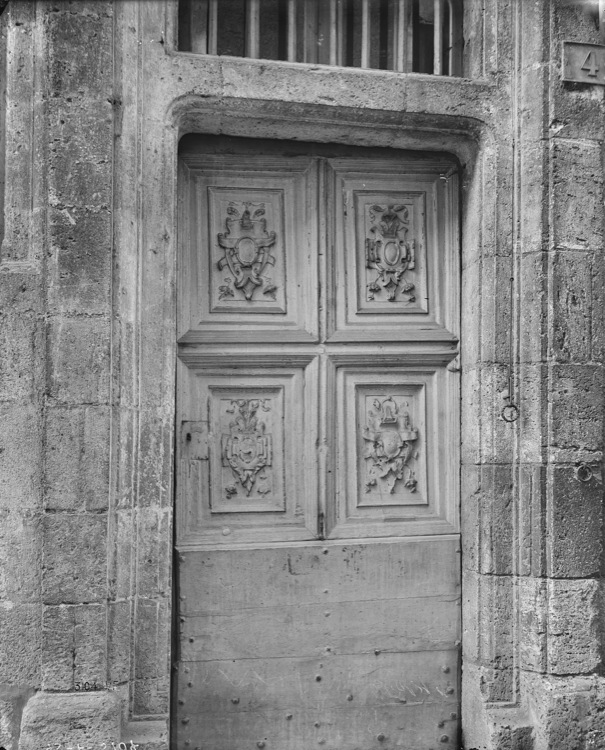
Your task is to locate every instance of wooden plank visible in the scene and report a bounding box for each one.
[176,650,458,712]
[180,595,459,660]
[179,538,460,614]
[173,701,459,750]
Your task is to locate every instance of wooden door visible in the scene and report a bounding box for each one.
[174,138,460,750]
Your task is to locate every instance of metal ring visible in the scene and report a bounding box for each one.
[576,462,593,483]
[501,403,519,423]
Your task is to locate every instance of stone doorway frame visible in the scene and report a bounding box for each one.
[114,84,506,745]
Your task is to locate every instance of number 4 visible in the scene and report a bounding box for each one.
[581,50,599,77]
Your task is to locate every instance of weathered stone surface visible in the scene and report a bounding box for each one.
[42,514,107,604]
[44,405,110,511]
[123,719,169,750]
[0,510,41,602]
[42,603,107,691]
[549,364,604,457]
[524,674,605,750]
[107,600,131,685]
[547,465,603,579]
[0,604,41,686]
[0,684,35,750]
[18,691,121,750]
[0,403,42,510]
[547,579,601,675]
[552,139,604,251]
[47,316,111,405]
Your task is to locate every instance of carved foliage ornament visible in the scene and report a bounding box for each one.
[222,399,273,497]
[363,396,418,494]
[217,201,278,301]
[366,204,416,302]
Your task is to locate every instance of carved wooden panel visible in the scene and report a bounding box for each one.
[178,154,318,343]
[329,361,458,538]
[327,159,459,342]
[176,355,318,545]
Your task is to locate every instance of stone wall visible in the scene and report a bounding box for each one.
[0,1,603,748]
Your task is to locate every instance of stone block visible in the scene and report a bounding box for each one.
[137,508,171,599]
[479,255,513,366]
[47,208,112,315]
[41,604,74,690]
[547,465,603,578]
[461,365,480,465]
[123,719,169,750]
[0,403,42,510]
[42,602,110,691]
[73,603,107,687]
[0,604,41,686]
[518,364,547,465]
[461,257,480,368]
[0,510,41,602]
[48,132,112,211]
[44,4,113,101]
[479,464,513,576]
[461,465,480,573]
[42,514,107,604]
[0,685,35,750]
[462,569,479,663]
[518,463,547,578]
[478,575,514,702]
[0,310,42,403]
[550,250,591,363]
[518,252,547,365]
[552,139,603,251]
[518,577,547,673]
[523,673,605,750]
[18,690,121,750]
[45,405,110,511]
[133,676,170,717]
[107,600,131,684]
[47,316,111,405]
[134,599,159,680]
[549,364,604,458]
[137,413,173,509]
[547,579,601,675]
[476,364,514,466]
[107,509,134,600]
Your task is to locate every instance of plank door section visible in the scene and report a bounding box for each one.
[174,145,461,750]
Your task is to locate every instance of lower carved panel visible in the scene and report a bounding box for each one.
[360,389,426,506]
[176,360,318,545]
[215,391,284,513]
[331,364,458,538]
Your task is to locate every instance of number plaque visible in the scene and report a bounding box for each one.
[562,41,605,85]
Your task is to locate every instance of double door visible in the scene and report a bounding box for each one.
[174,139,460,750]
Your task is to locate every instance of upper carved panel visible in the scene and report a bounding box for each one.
[327,159,459,343]
[358,194,426,314]
[210,190,285,313]
[217,202,278,303]
[178,155,318,344]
